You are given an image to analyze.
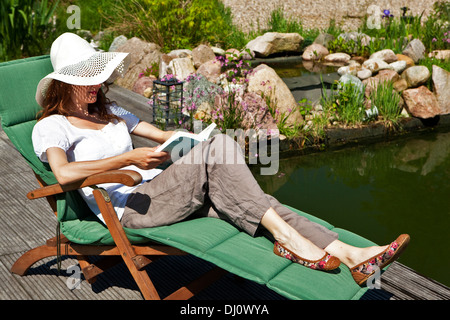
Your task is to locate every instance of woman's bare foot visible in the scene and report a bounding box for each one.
[325,240,394,268]
[261,207,327,261]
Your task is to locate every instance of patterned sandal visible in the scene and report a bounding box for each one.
[273,241,341,271]
[351,234,410,286]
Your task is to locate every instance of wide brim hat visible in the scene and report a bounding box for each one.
[36,32,131,107]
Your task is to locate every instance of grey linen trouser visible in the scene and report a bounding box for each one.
[121,134,338,249]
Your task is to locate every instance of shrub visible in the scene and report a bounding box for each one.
[369,80,402,127]
[107,0,235,51]
[321,80,366,126]
[0,0,59,61]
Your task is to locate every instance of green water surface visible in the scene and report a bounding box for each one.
[252,129,450,287]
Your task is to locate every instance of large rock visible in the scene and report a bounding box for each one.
[362,69,400,97]
[403,86,440,119]
[302,43,329,61]
[246,32,304,57]
[389,60,407,73]
[393,78,408,92]
[323,52,351,64]
[339,74,364,98]
[114,37,162,90]
[337,64,360,76]
[362,58,393,73]
[396,54,415,68]
[159,49,193,79]
[429,50,450,60]
[357,68,372,80]
[402,39,426,63]
[192,44,216,69]
[369,49,398,63]
[132,75,156,96]
[196,59,222,84]
[168,57,196,81]
[159,54,174,79]
[375,69,400,83]
[168,49,192,58]
[432,65,450,114]
[402,65,430,88]
[247,64,303,126]
[108,35,127,52]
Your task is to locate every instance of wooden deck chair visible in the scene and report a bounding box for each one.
[0,55,379,300]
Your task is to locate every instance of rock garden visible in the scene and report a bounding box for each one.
[107,20,449,153]
[2,0,449,154]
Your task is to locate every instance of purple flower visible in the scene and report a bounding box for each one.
[382,9,393,18]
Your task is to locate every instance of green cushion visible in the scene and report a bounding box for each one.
[0,56,57,185]
[60,207,374,300]
[0,55,52,127]
[0,56,375,300]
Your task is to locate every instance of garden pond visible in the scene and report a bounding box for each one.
[251,127,450,287]
[252,55,341,103]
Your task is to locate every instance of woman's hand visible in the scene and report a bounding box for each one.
[126,147,170,170]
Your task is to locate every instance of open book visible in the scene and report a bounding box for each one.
[155,123,217,155]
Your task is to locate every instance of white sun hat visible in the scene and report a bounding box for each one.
[36,32,131,107]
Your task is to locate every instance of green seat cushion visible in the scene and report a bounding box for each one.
[60,204,375,300]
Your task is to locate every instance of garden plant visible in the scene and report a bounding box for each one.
[1,0,449,152]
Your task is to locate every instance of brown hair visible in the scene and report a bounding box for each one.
[37,80,121,123]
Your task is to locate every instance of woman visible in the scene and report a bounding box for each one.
[32,33,409,286]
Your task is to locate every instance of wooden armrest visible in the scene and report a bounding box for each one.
[27,170,142,200]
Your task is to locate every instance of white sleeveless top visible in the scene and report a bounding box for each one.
[32,104,162,224]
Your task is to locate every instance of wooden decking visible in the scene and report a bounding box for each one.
[0,85,449,301]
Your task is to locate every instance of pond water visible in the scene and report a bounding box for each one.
[255,56,342,104]
[251,128,450,287]
[253,56,340,78]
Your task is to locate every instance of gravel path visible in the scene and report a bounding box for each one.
[221,0,440,33]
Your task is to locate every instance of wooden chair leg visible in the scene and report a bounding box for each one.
[77,255,97,284]
[11,244,58,276]
[93,188,161,300]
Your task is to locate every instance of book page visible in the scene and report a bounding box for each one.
[155,123,217,153]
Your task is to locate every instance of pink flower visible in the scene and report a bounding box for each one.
[366,265,373,273]
[391,242,398,249]
[319,261,326,269]
[432,38,437,42]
